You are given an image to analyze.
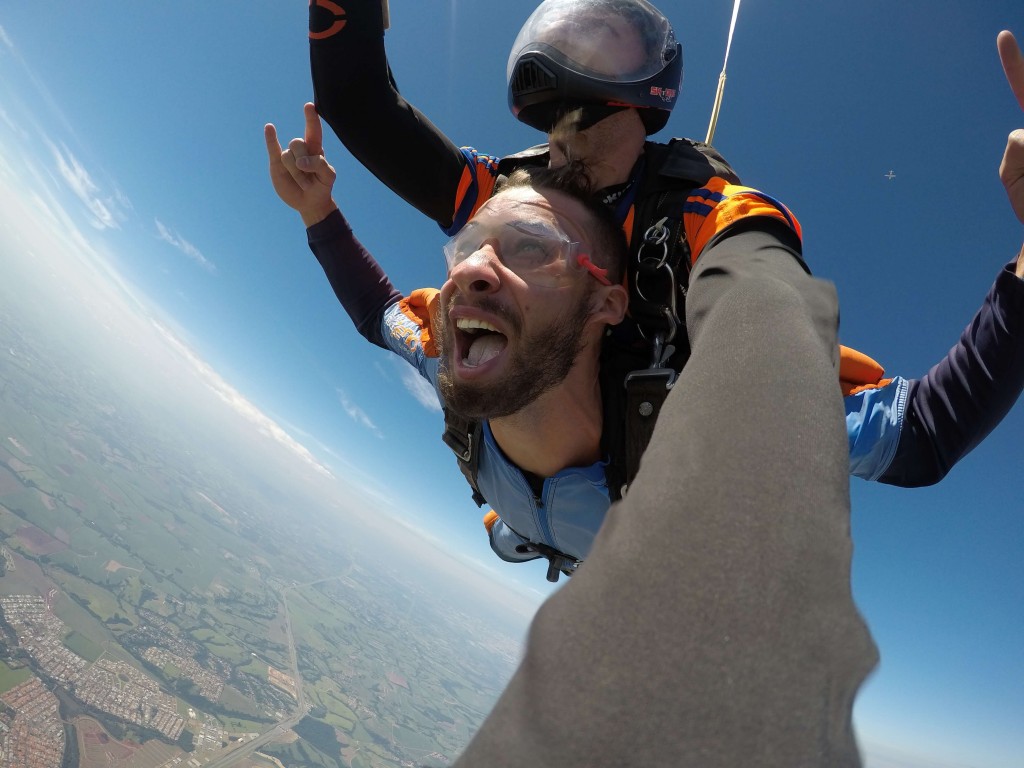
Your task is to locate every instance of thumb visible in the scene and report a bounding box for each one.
[999,128,1024,225]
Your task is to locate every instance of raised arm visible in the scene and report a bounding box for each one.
[866,30,1024,485]
[308,0,470,228]
[266,105,401,348]
[998,30,1024,251]
[877,264,1024,486]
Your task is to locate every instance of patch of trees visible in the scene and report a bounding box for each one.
[177,728,195,752]
[293,715,341,756]
[172,677,200,699]
[422,706,454,726]
[297,647,331,683]
[58,720,79,768]
[261,738,343,768]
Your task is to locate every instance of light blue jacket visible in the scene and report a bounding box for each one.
[381,301,912,565]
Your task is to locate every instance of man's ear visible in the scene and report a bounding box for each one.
[588,283,629,327]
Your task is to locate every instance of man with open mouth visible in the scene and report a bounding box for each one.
[267,100,881,765]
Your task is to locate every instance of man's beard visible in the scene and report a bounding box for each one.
[436,293,591,419]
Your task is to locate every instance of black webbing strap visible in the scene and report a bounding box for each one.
[520,542,580,583]
[614,143,702,495]
[509,532,580,583]
[441,408,486,507]
[623,367,677,486]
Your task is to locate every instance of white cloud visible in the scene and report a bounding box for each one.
[0,106,16,134]
[336,389,383,438]
[0,148,15,181]
[397,361,442,412]
[46,138,119,230]
[154,218,215,273]
[275,418,381,483]
[0,156,114,295]
[150,320,334,479]
[0,24,81,144]
[113,185,133,213]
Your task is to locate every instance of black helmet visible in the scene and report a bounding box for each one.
[507,0,682,135]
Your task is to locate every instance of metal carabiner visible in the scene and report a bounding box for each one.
[637,216,671,270]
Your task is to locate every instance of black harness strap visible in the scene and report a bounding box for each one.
[514,541,580,583]
[612,138,734,494]
[623,366,677,486]
[441,409,486,506]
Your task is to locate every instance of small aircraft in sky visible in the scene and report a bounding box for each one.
[884,170,897,180]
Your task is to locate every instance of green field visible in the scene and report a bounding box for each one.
[49,567,137,626]
[234,656,267,677]
[190,627,250,664]
[0,499,29,536]
[63,630,104,662]
[0,660,32,694]
[321,710,354,732]
[307,681,357,723]
[217,714,269,733]
[217,683,265,719]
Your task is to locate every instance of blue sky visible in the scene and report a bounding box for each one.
[1,2,1022,766]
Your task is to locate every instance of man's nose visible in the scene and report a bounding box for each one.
[450,246,503,294]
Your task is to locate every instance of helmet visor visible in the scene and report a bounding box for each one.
[507,0,676,84]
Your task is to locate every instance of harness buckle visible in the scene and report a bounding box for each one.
[441,429,472,462]
[624,364,677,392]
[521,541,580,583]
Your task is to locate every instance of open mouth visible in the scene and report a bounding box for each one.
[456,318,509,369]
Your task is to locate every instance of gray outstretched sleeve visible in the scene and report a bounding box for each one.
[453,221,879,767]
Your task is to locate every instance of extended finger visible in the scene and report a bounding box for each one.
[264,123,283,165]
[304,102,324,156]
[998,30,1024,112]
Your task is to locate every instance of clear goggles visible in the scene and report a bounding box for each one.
[442,219,611,288]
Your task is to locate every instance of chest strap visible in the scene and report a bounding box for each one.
[516,541,580,583]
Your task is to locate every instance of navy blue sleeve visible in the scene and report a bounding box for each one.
[879,262,1024,486]
[306,209,403,350]
[309,0,468,228]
